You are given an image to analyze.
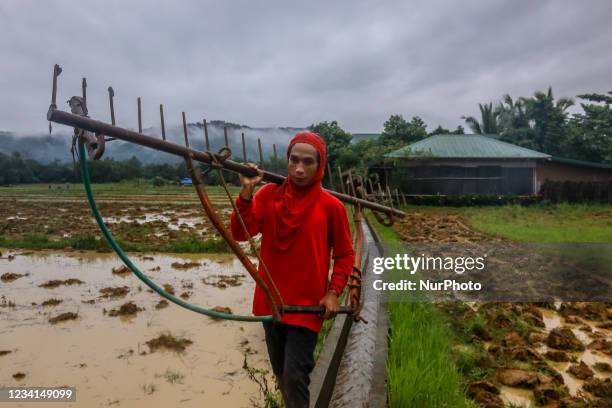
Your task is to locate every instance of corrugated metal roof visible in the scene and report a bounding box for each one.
[385,134,551,159]
[551,156,612,170]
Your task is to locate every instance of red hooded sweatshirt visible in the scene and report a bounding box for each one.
[230,132,355,333]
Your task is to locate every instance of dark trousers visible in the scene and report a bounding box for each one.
[262,321,318,408]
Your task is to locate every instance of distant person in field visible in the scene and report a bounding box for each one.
[230,131,354,408]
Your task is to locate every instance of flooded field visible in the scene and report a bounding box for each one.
[0,248,271,407]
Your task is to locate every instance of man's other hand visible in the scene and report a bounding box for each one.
[239,163,263,200]
[319,290,339,320]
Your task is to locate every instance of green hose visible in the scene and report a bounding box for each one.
[78,140,272,322]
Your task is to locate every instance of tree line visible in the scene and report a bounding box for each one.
[313,89,612,176]
[2,88,610,184]
[0,150,288,185]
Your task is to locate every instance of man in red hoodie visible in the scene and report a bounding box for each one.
[230,132,355,408]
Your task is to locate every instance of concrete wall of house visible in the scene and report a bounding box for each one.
[535,161,612,192]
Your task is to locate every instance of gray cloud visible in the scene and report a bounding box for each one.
[1,0,611,137]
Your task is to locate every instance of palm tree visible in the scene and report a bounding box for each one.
[519,87,574,153]
[495,94,529,132]
[461,102,499,134]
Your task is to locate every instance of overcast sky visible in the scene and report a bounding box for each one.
[1,0,612,136]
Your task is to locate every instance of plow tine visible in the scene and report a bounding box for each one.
[367,178,375,197]
[160,104,166,140]
[82,78,87,109]
[359,176,365,198]
[49,64,62,134]
[386,185,395,210]
[242,132,247,162]
[327,162,336,191]
[203,119,210,151]
[51,64,61,109]
[223,126,229,148]
[182,112,190,147]
[137,97,142,133]
[347,171,357,199]
[108,87,116,125]
[258,138,263,167]
[337,166,346,194]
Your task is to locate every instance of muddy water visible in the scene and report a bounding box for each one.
[104,212,208,232]
[0,249,271,408]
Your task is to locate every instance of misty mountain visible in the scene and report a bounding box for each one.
[0,122,306,164]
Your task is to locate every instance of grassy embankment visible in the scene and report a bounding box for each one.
[368,210,475,408]
[462,203,612,242]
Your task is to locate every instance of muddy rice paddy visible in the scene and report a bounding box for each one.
[0,200,230,246]
[394,211,612,408]
[0,248,271,407]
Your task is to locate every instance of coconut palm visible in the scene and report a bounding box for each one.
[461,102,499,134]
[495,94,529,132]
[519,87,574,153]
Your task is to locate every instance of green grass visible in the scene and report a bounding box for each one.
[0,182,241,204]
[368,211,474,408]
[0,233,230,254]
[462,203,612,243]
[387,302,473,408]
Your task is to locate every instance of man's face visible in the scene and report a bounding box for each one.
[288,142,319,187]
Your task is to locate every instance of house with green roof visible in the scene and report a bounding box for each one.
[372,134,612,196]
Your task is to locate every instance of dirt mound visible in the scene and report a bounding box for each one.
[155,299,169,310]
[467,381,503,408]
[39,278,83,288]
[171,261,201,270]
[41,298,63,307]
[108,301,143,317]
[546,327,585,352]
[48,312,78,324]
[583,377,612,399]
[210,306,233,320]
[202,274,245,289]
[593,362,612,373]
[567,361,594,380]
[111,265,131,276]
[559,302,609,322]
[145,333,193,353]
[497,368,539,388]
[588,339,612,357]
[393,211,492,243]
[544,350,570,362]
[1,272,27,282]
[99,286,130,299]
[163,283,175,295]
